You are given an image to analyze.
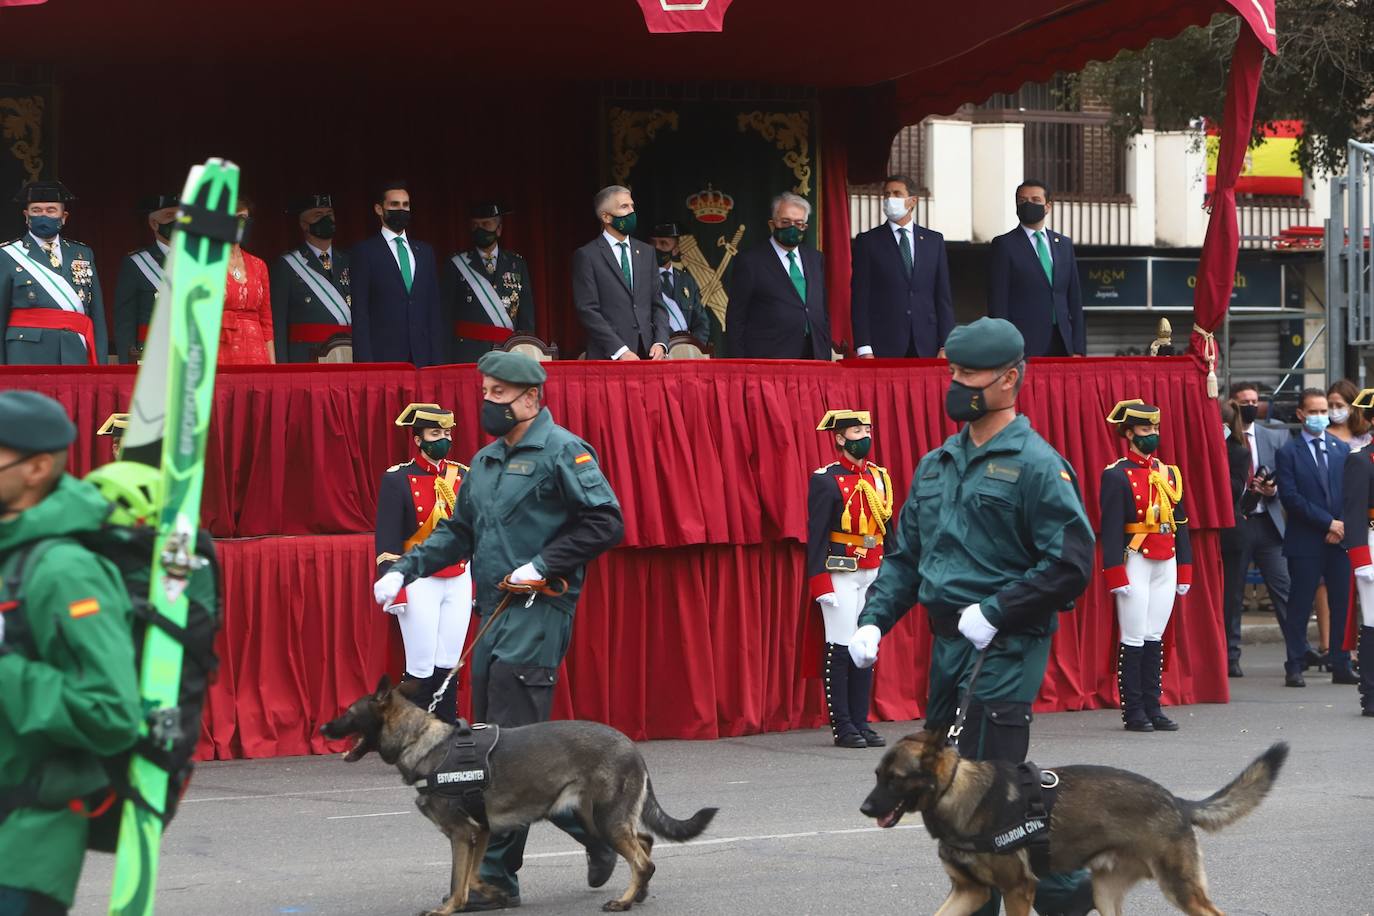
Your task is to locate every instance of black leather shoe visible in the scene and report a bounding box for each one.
[587,843,618,888]
[1363,708,1374,717]
[1332,669,1360,685]
[1285,673,1306,687]
[1150,715,1180,731]
[1228,661,1244,678]
[834,732,867,748]
[1302,649,1330,672]
[464,890,520,911]
[860,728,886,747]
[1124,720,1154,733]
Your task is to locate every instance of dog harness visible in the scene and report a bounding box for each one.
[417,720,500,828]
[945,762,1060,878]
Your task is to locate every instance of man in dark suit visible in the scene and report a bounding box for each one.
[851,174,953,358]
[987,179,1084,357]
[571,185,669,360]
[1221,382,1292,677]
[443,202,537,363]
[648,222,713,347]
[269,193,352,363]
[725,192,831,360]
[350,180,443,366]
[1276,388,1357,687]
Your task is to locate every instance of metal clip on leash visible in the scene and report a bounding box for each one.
[425,575,570,715]
[946,647,989,744]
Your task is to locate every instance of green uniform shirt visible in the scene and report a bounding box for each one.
[113,242,166,363]
[0,476,139,907]
[858,414,1094,637]
[0,235,108,365]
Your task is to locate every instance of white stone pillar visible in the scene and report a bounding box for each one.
[1125,129,1156,247]
[971,122,1025,243]
[923,118,973,242]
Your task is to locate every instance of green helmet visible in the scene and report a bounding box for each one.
[86,461,163,527]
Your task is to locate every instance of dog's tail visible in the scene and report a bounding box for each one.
[1182,742,1288,833]
[639,777,717,842]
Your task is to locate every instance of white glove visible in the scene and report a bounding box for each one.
[1176,584,1191,596]
[849,625,881,669]
[957,603,997,651]
[509,562,542,585]
[1356,565,1374,583]
[1110,585,1132,597]
[374,570,404,606]
[816,592,839,608]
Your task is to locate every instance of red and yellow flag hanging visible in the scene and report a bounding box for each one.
[1207,120,1303,197]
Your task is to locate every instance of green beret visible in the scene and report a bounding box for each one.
[476,350,547,387]
[944,318,1025,369]
[0,390,77,453]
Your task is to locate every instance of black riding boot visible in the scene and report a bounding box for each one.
[400,672,435,712]
[430,667,459,725]
[1142,639,1178,730]
[847,656,882,746]
[825,643,864,747]
[1118,644,1152,732]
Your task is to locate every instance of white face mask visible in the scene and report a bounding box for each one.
[882,197,912,221]
[1330,407,1350,424]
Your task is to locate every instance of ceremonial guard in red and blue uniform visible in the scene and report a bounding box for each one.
[1341,386,1374,717]
[1099,399,1192,733]
[375,403,472,723]
[807,409,893,748]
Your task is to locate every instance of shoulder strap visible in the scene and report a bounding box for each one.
[0,537,76,654]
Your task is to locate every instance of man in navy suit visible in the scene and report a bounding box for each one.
[987,179,1084,357]
[851,174,953,358]
[725,192,831,359]
[350,180,444,366]
[1276,388,1357,687]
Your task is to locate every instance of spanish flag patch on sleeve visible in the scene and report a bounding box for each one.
[68,597,101,619]
[574,453,593,465]
[1059,470,1073,482]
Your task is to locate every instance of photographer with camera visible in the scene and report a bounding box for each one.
[1221,383,1293,678]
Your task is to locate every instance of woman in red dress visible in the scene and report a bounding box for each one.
[220,195,275,365]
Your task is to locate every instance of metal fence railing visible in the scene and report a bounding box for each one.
[847,193,932,236]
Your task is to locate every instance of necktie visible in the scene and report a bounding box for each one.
[1312,438,1330,504]
[319,251,332,273]
[787,250,806,302]
[484,256,495,274]
[1034,231,1053,283]
[394,237,413,292]
[898,227,913,276]
[45,241,60,269]
[617,242,632,290]
[660,269,673,297]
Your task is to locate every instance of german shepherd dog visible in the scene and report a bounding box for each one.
[860,730,1288,916]
[320,676,718,914]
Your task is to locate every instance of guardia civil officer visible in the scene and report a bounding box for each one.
[269,193,353,363]
[808,409,892,748]
[112,194,177,364]
[0,391,140,914]
[1100,400,1192,732]
[849,318,1096,916]
[443,202,536,363]
[375,403,472,724]
[374,351,624,911]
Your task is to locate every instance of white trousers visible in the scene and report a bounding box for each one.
[823,566,880,645]
[396,571,473,677]
[1115,552,1177,647]
[1355,530,1374,628]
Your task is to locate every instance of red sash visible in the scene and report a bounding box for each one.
[9,308,98,365]
[454,321,514,343]
[288,323,351,344]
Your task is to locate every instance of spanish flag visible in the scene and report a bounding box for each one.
[68,597,100,619]
[1207,120,1303,197]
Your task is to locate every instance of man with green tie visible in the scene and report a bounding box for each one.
[986,179,1085,357]
[571,185,669,360]
[0,180,108,365]
[350,180,444,365]
[112,193,178,364]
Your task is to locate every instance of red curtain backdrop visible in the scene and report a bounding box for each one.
[1,357,1231,758]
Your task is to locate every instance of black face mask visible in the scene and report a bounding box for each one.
[481,397,524,437]
[383,209,411,232]
[1016,201,1046,226]
[309,215,336,239]
[472,227,498,249]
[156,219,176,241]
[655,249,673,267]
[945,373,1011,424]
[1238,404,1259,425]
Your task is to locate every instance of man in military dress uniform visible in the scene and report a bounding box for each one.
[374,351,624,911]
[268,193,352,363]
[443,202,536,363]
[849,318,1096,916]
[374,403,472,725]
[96,412,130,463]
[0,180,108,365]
[648,222,713,347]
[1341,387,1374,717]
[112,194,178,364]
[1099,400,1192,733]
[807,409,892,748]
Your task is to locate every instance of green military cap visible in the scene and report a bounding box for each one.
[944,317,1025,369]
[477,350,547,386]
[0,390,78,453]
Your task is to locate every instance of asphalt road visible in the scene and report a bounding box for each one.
[72,643,1372,916]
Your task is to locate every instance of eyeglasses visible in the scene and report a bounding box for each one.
[774,219,808,230]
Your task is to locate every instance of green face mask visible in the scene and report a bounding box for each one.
[419,437,452,461]
[773,224,805,247]
[610,212,637,236]
[1132,433,1160,455]
[842,436,872,460]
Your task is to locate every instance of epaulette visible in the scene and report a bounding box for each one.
[1103,457,1129,471]
[63,237,89,249]
[813,461,839,475]
[386,459,415,473]
[3,237,20,246]
[125,248,141,256]
[453,461,470,473]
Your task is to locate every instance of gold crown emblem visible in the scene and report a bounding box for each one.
[686,184,734,224]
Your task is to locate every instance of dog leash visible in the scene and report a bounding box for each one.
[426,574,569,715]
[946,647,989,743]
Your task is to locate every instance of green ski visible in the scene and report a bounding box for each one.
[108,158,239,916]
